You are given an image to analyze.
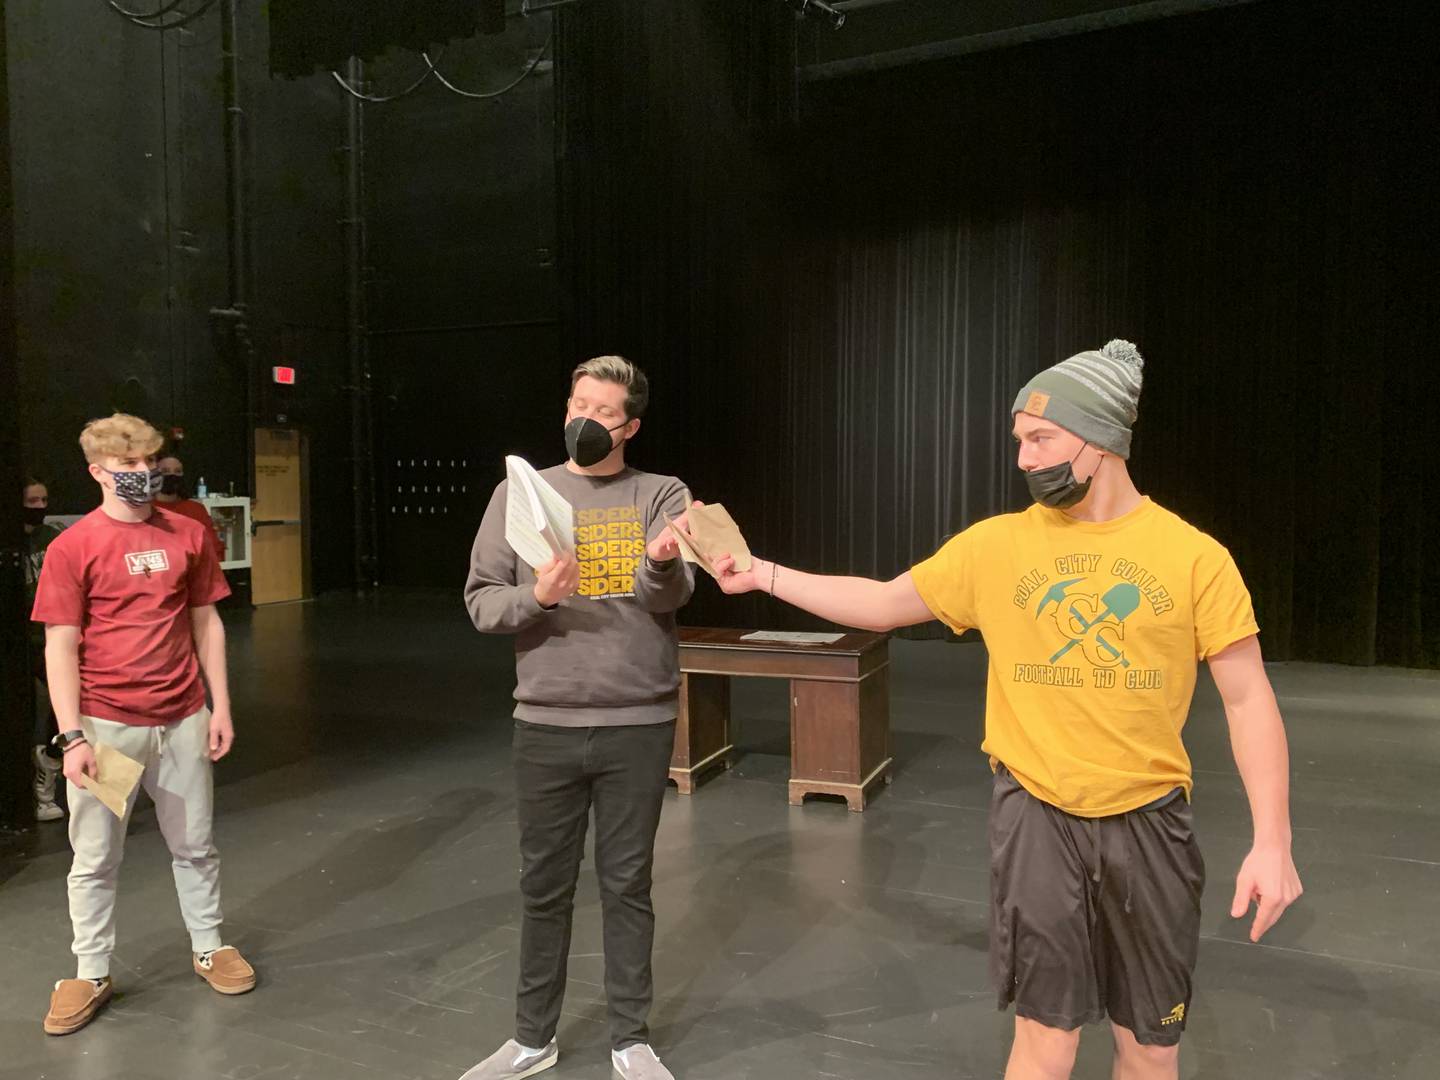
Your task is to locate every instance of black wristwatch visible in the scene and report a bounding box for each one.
[52,729,87,751]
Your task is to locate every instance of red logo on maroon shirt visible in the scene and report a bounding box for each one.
[125,549,170,576]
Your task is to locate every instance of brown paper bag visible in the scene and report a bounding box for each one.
[664,503,753,579]
[77,742,144,819]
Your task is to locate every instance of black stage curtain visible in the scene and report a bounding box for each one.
[555,0,794,628]
[559,0,1438,667]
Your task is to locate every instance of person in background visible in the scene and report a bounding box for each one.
[24,475,65,822]
[156,454,225,563]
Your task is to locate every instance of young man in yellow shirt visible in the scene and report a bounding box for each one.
[713,340,1302,1079]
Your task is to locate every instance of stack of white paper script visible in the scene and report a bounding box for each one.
[504,456,574,569]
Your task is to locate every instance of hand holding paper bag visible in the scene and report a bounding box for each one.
[648,500,699,563]
[77,743,145,819]
[663,502,753,580]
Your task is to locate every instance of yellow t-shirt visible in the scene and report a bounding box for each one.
[910,497,1258,817]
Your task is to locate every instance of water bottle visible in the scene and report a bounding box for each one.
[196,476,208,498]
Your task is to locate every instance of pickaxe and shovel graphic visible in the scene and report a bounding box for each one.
[1036,579,1142,667]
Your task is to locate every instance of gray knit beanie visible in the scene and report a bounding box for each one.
[1011,339,1145,459]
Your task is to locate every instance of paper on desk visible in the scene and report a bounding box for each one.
[504,455,574,570]
[740,631,845,645]
[78,743,144,819]
[664,503,752,580]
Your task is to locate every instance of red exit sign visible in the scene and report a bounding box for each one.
[272,366,296,385]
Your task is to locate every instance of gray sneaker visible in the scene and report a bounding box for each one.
[612,1044,674,1080]
[33,746,64,822]
[458,1039,558,1080]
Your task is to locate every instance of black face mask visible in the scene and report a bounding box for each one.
[23,505,48,528]
[1024,444,1101,509]
[565,416,628,468]
[160,474,186,498]
[101,466,163,507]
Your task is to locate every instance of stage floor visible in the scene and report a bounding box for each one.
[2,590,1436,1078]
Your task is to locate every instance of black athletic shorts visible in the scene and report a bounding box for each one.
[989,765,1206,1046]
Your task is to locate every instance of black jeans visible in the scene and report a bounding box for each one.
[512,719,675,1052]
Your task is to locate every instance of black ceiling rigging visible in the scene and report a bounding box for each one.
[268,0,508,79]
[104,0,221,32]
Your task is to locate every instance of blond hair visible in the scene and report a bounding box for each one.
[570,355,649,419]
[79,413,164,464]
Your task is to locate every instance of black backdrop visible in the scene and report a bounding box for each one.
[8,0,1436,668]
[557,0,1438,667]
[6,1,356,594]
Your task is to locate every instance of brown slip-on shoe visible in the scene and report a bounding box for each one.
[194,946,256,995]
[44,977,113,1035]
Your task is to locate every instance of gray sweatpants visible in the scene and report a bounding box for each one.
[67,709,224,979]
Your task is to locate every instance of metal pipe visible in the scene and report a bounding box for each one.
[343,57,376,590]
[218,0,256,504]
[801,0,1264,80]
[219,2,246,307]
[790,0,846,29]
[523,0,581,15]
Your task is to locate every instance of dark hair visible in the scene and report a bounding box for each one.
[570,355,650,420]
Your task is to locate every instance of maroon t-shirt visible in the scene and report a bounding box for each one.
[31,506,231,726]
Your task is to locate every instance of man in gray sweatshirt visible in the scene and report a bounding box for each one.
[460,356,694,1080]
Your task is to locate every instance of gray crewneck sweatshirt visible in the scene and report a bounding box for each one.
[465,464,695,727]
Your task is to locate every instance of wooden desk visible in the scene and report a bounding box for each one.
[670,627,893,811]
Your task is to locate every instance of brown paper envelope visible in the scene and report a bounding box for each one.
[78,743,145,819]
[685,503,753,572]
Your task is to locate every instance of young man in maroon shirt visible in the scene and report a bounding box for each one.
[32,413,256,1035]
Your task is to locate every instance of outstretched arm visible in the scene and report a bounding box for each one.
[714,556,934,633]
